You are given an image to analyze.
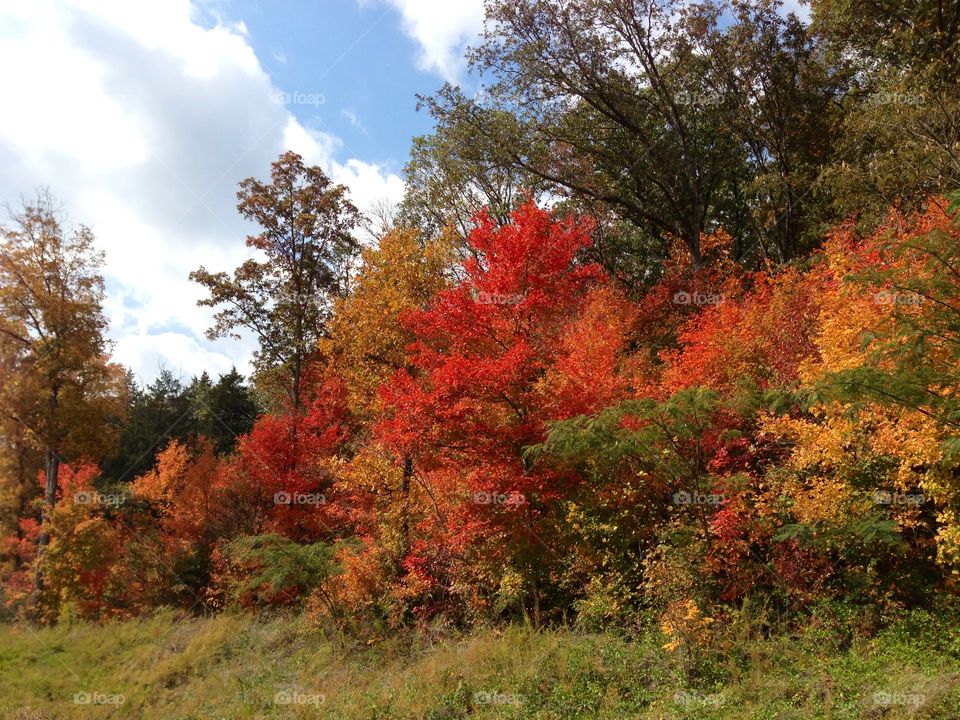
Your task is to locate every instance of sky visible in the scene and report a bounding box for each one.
[0,0,486,387]
[0,0,808,388]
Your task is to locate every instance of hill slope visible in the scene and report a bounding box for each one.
[1,605,959,719]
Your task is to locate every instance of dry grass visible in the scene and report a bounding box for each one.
[1,605,958,719]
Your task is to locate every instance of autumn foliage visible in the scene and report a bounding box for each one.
[4,195,960,636]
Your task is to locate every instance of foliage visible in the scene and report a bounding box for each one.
[8,191,960,632]
[374,200,635,624]
[190,151,360,409]
[4,6,960,661]
[0,190,125,610]
[814,0,960,226]
[208,533,341,610]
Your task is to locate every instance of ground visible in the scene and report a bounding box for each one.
[1,603,959,719]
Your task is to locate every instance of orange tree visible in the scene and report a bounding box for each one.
[376,200,635,625]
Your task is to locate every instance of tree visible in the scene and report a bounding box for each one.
[190,151,360,410]
[529,389,737,597]
[814,0,960,227]
[0,190,125,602]
[705,0,844,262]
[376,200,635,623]
[223,379,350,543]
[101,369,194,483]
[321,227,453,424]
[131,437,224,602]
[102,367,261,485]
[31,462,168,621]
[660,267,822,397]
[399,113,533,243]
[807,197,960,578]
[191,367,261,455]
[413,0,858,275]
[422,0,764,268]
[316,227,453,623]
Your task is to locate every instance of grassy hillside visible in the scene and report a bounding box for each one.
[2,604,959,719]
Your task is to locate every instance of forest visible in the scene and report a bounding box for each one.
[2,0,960,718]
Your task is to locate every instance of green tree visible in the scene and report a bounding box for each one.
[412,0,851,275]
[814,0,960,226]
[192,367,261,454]
[190,151,360,410]
[423,0,752,268]
[706,0,845,262]
[102,369,194,483]
[399,107,533,243]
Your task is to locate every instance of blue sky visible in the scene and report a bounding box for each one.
[0,0,486,387]
[218,0,439,167]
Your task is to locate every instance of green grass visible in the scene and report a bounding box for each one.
[1,604,959,719]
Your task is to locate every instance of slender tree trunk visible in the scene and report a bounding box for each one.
[291,355,302,412]
[532,575,541,630]
[689,189,702,268]
[686,214,703,269]
[12,429,28,572]
[33,388,59,602]
[401,455,412,559]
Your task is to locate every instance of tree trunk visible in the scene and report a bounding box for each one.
[532,574,541,630]
[33,388,60,602]
[401,455,412,559]
[12,428,28,572]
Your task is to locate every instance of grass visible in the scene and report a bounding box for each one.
[1,603,959,719]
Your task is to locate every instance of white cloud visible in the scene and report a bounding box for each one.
[332,159,405,219]
[371,0,485,82]
[372,0,810,84]
[112,332,238,382]
[341,108,368,134]
[0,0,403,384]
[282,118,405,218]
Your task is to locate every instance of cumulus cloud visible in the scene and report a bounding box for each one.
[370,0,808,84]
[370,0,485,82]
[112,332,239,381]
[0,0,403,384]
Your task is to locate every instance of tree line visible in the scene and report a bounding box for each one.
[1,0,959,646]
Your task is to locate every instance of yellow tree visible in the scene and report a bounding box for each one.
[316,227,452,623]
[0,190,125,602]
[132,438,221,554]
[761,201,960,597]
[321,227,452,422]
